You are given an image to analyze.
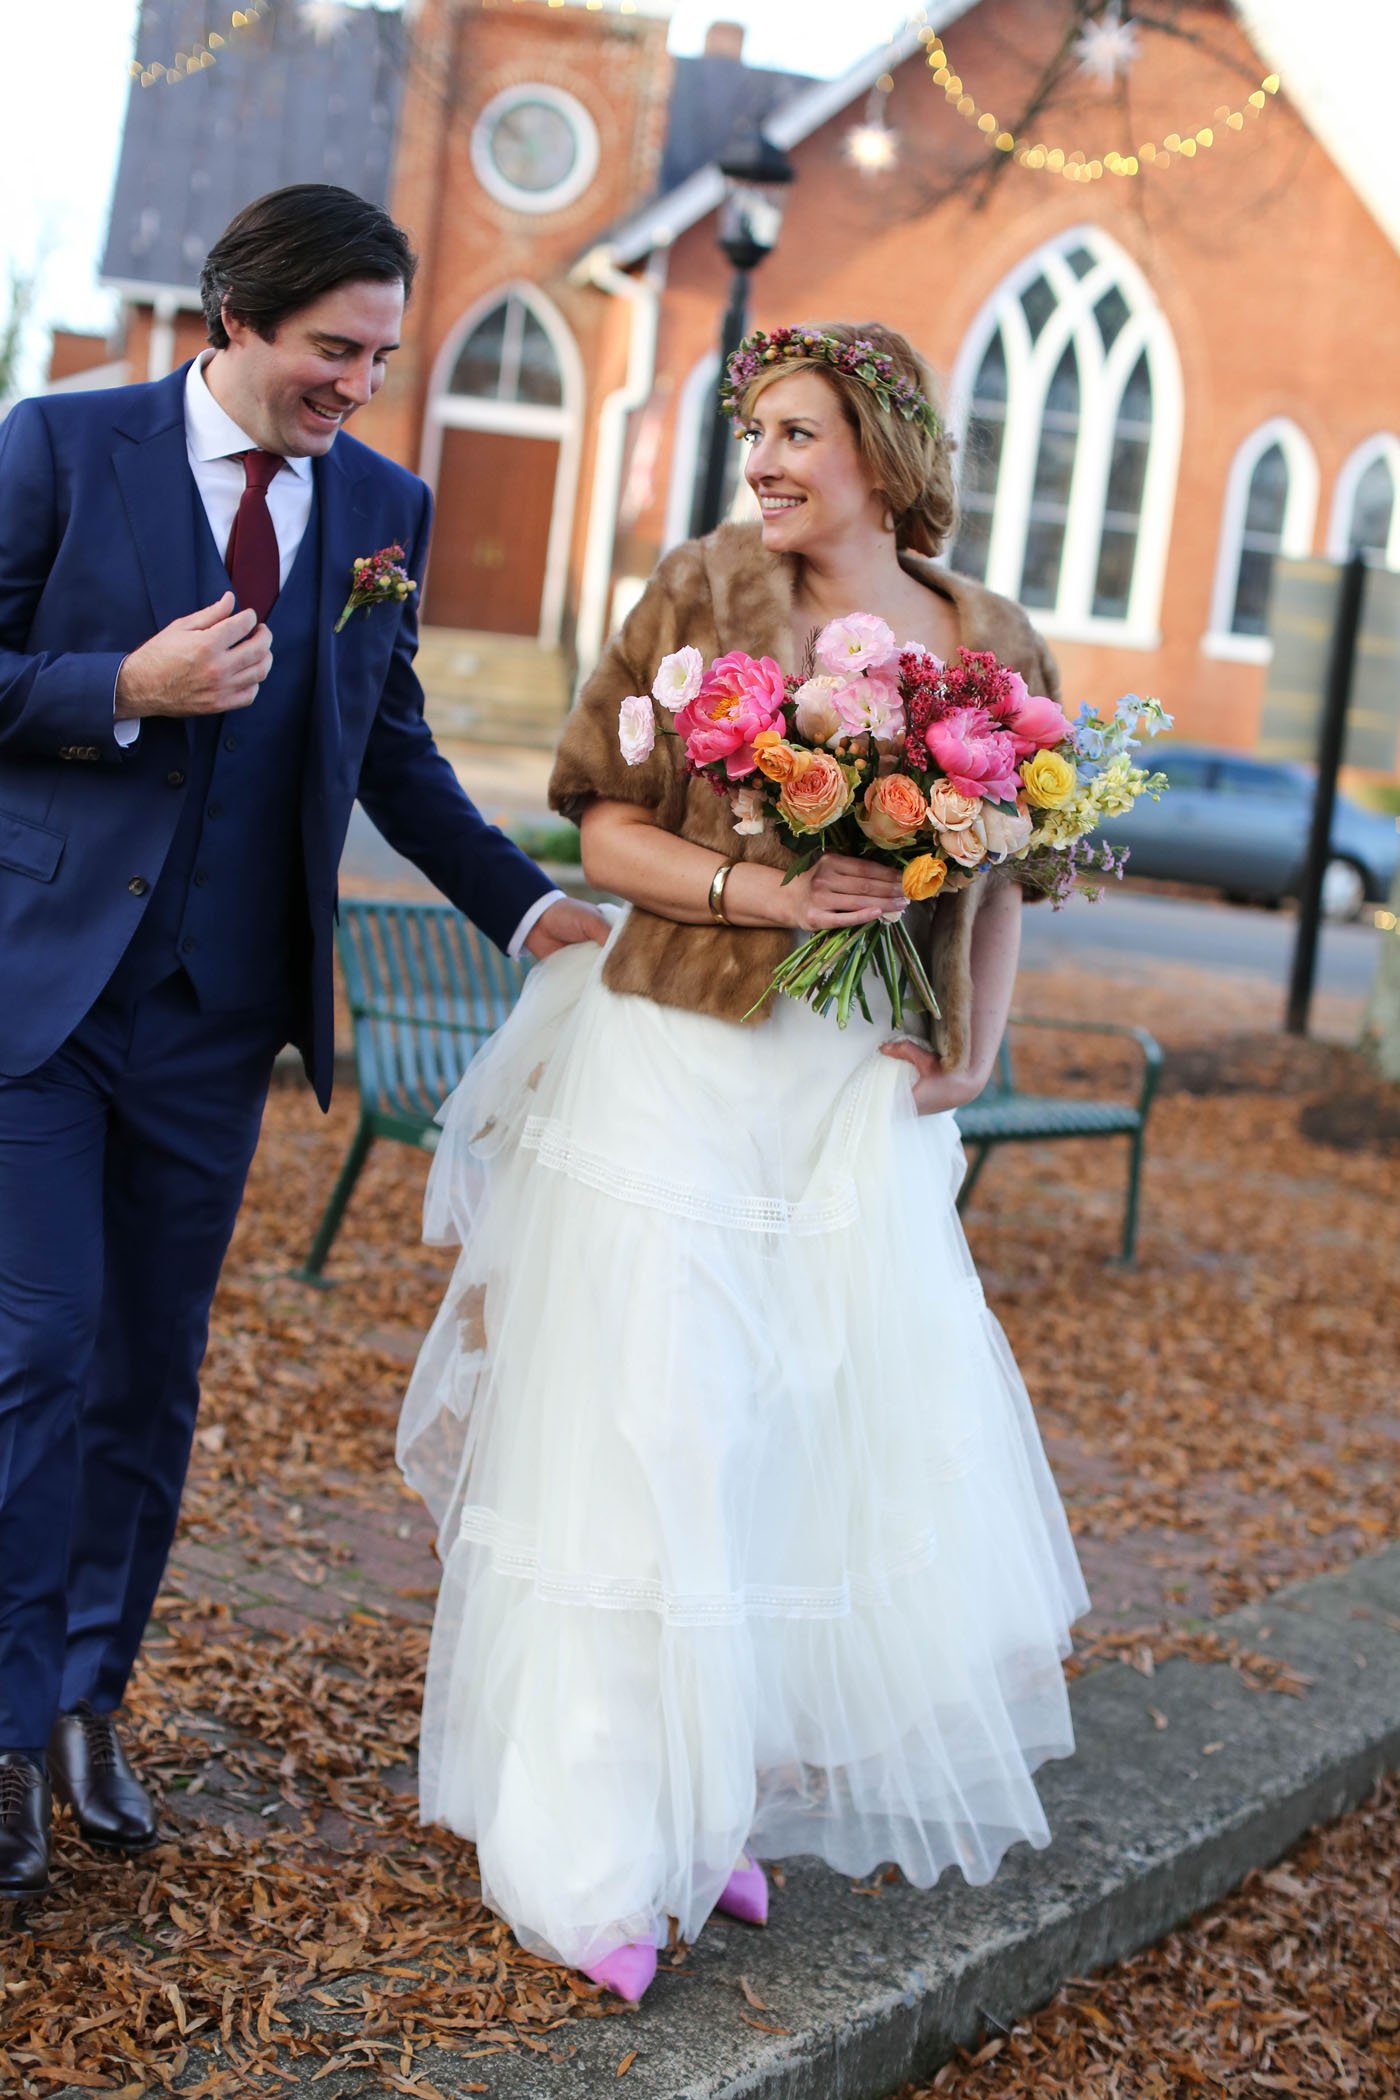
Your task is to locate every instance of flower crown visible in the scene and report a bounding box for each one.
[720,326,941,438]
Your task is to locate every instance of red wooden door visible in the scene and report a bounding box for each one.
[426,426,559,635]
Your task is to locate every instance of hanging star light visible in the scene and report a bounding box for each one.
[844,120,899,173]
[1073,2,1142,89]
[843,71,900,176]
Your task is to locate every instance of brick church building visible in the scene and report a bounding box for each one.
[71,0,1400,763]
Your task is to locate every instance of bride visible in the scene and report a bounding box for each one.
[397,321,1088,2003]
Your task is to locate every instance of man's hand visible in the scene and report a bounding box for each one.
[523,898,610,960]
[115,592,274,720]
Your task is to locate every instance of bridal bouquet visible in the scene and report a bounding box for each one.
[618,617,1170,1027]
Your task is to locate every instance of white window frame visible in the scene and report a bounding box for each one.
[947,224,1183,651]
[470,83,600,217]
[420,281,584,647]
[1203,417,1319,664]
[663,352,758,550]
[1327,433,1400,568]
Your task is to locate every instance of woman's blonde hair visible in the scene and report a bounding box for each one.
[738,321,957,557]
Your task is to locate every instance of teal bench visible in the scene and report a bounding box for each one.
[298,902,1162,1278]
[954,1014,1163,1263]
[296,898,530,1281]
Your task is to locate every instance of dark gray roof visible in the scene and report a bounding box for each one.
[102,0,406,292]
[659,54,814,194]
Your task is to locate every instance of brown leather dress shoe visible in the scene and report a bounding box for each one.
[48,1704,158,1853]
[0,1754,51,1896]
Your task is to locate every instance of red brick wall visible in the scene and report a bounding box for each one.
[358,0,671,628]
[122,306,209,384]
[47,330,116,383]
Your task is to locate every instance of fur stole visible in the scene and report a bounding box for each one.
[548,522,1059,1072]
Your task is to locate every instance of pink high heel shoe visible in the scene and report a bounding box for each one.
[715,1852,769,1926]
[581,1941,658,2002]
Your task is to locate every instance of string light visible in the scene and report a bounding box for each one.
[128,5,265,88]
[917,23,1281,181]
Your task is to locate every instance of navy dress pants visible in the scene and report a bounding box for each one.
[0,969,285,1752]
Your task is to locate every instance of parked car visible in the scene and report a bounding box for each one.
[1095,744,1399,920]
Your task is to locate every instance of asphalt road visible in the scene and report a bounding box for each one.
[1016,883,1382,1002]
[341,805,1383,1004]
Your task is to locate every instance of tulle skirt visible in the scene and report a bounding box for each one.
[397,910,1088,1970]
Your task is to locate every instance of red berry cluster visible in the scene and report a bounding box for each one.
[902,647,1021,767]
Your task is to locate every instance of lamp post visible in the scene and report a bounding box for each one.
[691,126,795,539]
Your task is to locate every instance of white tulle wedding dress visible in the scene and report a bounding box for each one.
[397,910,1088,1971]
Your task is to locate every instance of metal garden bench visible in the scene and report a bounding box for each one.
[298,902,1162,1277]
[296,898,530,1281]
[954,1014,1163,1263]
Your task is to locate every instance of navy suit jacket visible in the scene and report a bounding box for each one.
[0,363,552,1105]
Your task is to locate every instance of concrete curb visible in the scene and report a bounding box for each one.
[384,1547,1400,2100]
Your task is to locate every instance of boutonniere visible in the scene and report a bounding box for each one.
[334,544,417,633]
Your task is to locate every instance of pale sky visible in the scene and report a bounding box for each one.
[0,0,912,389]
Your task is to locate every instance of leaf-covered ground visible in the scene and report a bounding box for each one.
[4,956,1396,2096]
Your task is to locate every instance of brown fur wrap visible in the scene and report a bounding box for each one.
[549,522,1059,1073]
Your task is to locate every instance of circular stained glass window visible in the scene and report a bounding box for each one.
[472,85,599,214]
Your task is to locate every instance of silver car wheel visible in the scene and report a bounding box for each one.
[1320,857,1366,921]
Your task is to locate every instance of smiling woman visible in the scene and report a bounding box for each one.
[396,312,1088,2007]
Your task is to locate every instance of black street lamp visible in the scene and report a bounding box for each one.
[691,126,795,539]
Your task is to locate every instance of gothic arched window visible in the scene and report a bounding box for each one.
[1329,436,1400,568]
[948,226,1181,646]
[1207,419,1319,657]
[448,291,563,409]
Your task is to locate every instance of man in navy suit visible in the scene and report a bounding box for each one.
[0,184,605,1894]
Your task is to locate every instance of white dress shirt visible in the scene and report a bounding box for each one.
[185,349,315,585]
[117,352,562,957]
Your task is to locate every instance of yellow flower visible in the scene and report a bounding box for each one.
[902,853,948,902]
[1090,753,1148,816]
[1020,749,1077,809]
[1032,793,1100,847]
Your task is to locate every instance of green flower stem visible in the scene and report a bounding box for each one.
[892,917,942,1020]
[875,922,904,1029]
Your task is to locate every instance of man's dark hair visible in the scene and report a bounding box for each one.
[200,183,419,347]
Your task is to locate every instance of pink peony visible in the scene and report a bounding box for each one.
[674,652,788,779]
[618,694,656,766]
[994,673,1074,757]
[926,706,1021,802]
[815,612,900,678]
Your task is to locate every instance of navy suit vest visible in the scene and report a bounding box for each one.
[111,485,320,1012]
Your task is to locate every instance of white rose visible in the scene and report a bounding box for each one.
[792,675,844,745]
[731,785,769,836]
[618,693,656,766]
[652,646,704,710]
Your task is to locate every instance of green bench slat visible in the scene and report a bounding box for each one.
[956,1096,1144,1141]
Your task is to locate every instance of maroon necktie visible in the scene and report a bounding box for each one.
[224,449,284,623]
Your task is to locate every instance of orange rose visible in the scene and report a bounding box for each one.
[777,749,853,834]
[927,779,980,832]
[857,773,928,849]
[755,737,813,784]
[938,825,988,869]
[902,853,948,902]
